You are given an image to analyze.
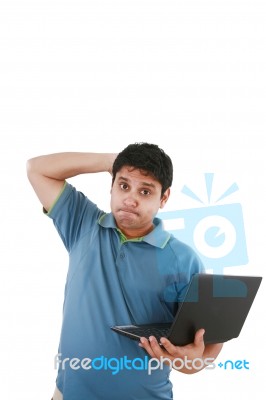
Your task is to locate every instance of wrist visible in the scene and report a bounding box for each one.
[106,153,118,175]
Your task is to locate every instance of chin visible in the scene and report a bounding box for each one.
[118,218,136,227]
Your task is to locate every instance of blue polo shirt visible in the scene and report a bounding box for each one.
[47,182,204,400]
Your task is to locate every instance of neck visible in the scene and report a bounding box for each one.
[118,224,154,239]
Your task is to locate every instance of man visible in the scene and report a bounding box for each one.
[27,143,223,400]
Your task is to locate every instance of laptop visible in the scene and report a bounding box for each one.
[111,274,262,346]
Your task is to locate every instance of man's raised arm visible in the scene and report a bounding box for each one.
[26,152,117,212]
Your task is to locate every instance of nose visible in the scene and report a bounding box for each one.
[123,195,138,208]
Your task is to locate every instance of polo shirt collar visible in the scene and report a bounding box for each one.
[98,213,171,249]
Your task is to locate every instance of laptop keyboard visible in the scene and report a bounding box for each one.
[124,325,171,341]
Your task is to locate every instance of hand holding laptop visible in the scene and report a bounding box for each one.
[111,274,262,346]
[111,274,262,373]
[140,327,208,366]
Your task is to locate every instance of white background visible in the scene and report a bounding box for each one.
[0,0,265,399]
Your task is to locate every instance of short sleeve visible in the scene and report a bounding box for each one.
[163,238,205,304]
[176,245,205,302]
[46,182,103,252]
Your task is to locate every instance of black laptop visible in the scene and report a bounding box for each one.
[111,274,262,346]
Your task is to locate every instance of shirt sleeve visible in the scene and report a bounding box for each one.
[176,245,205,302]
[164,238,205,304]
[45,182,103,252]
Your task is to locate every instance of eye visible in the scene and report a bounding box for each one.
[119,183,129,191]
[140,189,151,196]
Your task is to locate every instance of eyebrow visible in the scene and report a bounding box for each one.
[118,176,156,188]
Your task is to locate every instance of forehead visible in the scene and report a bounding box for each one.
[115,166,160,187]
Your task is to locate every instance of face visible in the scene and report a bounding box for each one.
[110,166,170,238]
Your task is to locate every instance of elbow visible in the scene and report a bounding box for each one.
[26,157,40,181]
[26,158,34,178]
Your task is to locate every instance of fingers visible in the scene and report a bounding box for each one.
[194,329,205,347]
[139,336,180,359]
[139,336,166,358]
[139,329,206,362]
[159,329,205,357]
[160,337,179,356]
[139,337,155,358]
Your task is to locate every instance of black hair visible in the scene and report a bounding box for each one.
[112,142,173,196]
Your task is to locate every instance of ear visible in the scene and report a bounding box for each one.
[160,188,170,209]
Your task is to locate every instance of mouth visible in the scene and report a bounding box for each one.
[118,208,138,216]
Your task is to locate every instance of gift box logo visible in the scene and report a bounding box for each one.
[159,173,248,273]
